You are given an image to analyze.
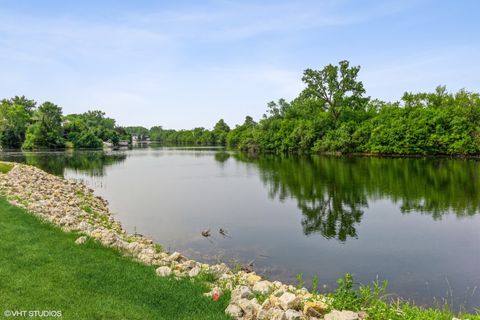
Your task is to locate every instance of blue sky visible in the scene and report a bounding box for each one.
[0,0,479,129]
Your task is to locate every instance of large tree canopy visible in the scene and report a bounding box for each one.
[0,96,36,149]
[301,60,369,121]
[22,102,65,150]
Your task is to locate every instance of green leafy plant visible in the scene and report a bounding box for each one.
[296,272,305,289]
[312,274,319,294]
[330,273,361,311]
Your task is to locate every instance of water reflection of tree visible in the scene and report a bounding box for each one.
[214,152,230,163]
[16,151,127,176]
[233,154,480,241]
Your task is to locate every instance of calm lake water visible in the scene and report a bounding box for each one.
[2,146,480,310]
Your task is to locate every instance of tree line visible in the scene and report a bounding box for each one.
[227,61,480,155]
[2,60,479,154]
[0,97,130,150]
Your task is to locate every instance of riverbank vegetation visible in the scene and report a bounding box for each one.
[0,97,129,150]
[0,197,231,319]
[2,61,479,154]
[227,61,480,155]
[327,274,479,320]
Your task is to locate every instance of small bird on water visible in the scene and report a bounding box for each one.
[219,228,232,238]
[201,229,211,238]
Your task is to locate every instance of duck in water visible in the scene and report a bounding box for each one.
[219,228,232,238]
[201,229,211,238]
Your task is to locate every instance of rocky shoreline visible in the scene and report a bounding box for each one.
[0,162,364,320]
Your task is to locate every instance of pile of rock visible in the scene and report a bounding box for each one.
[0,162,365,320]
[215,273,363,319]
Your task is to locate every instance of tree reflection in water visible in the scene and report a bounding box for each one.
[0,150,127,177]
[232,154,480,241]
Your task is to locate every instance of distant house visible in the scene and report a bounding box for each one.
[103,141,113,149]
[132,134,150,143]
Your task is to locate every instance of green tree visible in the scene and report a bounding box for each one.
[149,126,165,142]
[0,96,36,148]
[301,60,369,122]
[227,116,258,151]
[22,102,64,150]
[213,119,230,145]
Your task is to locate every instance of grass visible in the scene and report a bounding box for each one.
[0,162,13,174]
[328,274,480,320]
[0,197,231,320]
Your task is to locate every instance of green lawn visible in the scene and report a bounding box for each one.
[0,197,231,320]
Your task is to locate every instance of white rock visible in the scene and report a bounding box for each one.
[296,287,309,295]
[253,280,273,294]
[114,240,128,250]
[257,309,269,320]
[155,266,172,277]
[268,308,287,320]
[59,215,76,226]
[140,247,156,256]
[278,292,300,311]
[183,260,197,269]
[167,251,182,262]
[126,242,142,254]
[231,286,252,302]
[324,310,359,320]
[237,298,260,318]
[78,221,94,232]
[246,273,262,285]
[285,309,303,320]
[75,236,88,244]
[209,263,230,278]
[188,266,201,277]
[225,304,244,318]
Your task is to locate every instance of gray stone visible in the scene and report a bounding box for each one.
[269,308,287,320]
[209,263,230,278]
[155,266,172,277]
[231,286,252,302]
[167,251,182,262]
[78,221,94,232]
[285,309,303,320]
[278,292,300,311]
[188,265,201,277]
[225,304,243,318]
[183,260,197,269]
[324,310,360,320]
[253,280,273,295]
[237,298,260,318]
